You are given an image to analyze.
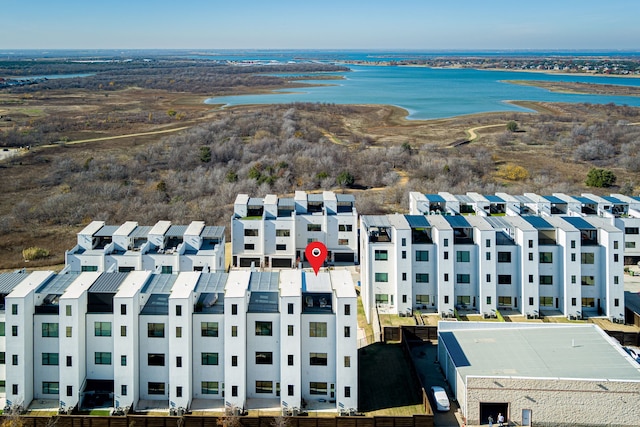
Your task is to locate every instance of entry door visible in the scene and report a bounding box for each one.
[522,409,532,426]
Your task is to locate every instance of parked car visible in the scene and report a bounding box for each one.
[430,386,450,411]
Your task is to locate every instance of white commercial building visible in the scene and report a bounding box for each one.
[438,322,640,427]
[0,268,357,414]
[360,213,624,323]
[231,191,358,268]
[66,221,226,274]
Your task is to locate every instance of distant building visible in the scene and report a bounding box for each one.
[0,268,357,414]
[66,221,226,274]
[438,322,640,426]
[231,191,358,268]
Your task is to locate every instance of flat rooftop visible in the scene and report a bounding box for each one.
[439,322,640,382]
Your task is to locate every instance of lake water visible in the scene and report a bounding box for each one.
[205,65,640,120]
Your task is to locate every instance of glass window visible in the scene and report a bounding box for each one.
[148,354,165,366]
[42,382,59,395]
[416,273,429,283]
[401,237,407,246]
[309,322,327,337]
[581,298,595,308]
[121,385,127,396]
[202,382,219,395]
[486,252,491,261]
[540,275,553,285]
[498,275,512,285]
[287,325,294,336]
[375,294,389,304]
[497,252,511,263]
[310,382,327,395]
[456,251,470,262]
[0,323,4,336]
[276,244,287,251]
[344,356,351,367]
[288,354,294,366]
[625,227,639,235]
[42,323,59,337]
[231,304,238,315]
[81,266,98,272]
[401,251,406,259]
[176,386,182,398]
[11,325,18,336]
[338,224,353,232]
[231,325,238,337]
[244,243,255,250]
[42,353,59,365]
[456,274,471,284]
[307,224,321,232]
[11,304,18,315]
[581,253,595,264]
[121,355,127,366]
[95,352,112,365]
[344,326,351,337]
[338,239,349,246]
[256,381,273,394]
[175,305,182,316]
[374,250,388,261]
[201,322,219,337]
[416,295,429,304]
[66,356,72,367]
[276,229,290,237]
[176,356,182,367]
[498,296,512,306]
[175,326,182,338]
[120,304,127,315]
[244,229,259,237]
[66,326,72,337]
[255,352,273,365]
[255,321,272,336]
[540,297,554,307]
[486,239,491,248]
[374,273,388,282]
[581,276,595,286]
[539,252,553,263]
[416,251,429,262]
[202,352,219,365]
[310,353,328,366]
[148,382,165,395]
[345,386,351,398]
[121,325,127,337]
[94,322,111,337]
[161,265,172,274]
[65,305,72,316]
[231,356,237,366]
[147,323,165,338]
[443,238,449,247]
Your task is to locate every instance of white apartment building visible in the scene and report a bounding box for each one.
[0,268,357,414]
[360,213,624,323]
[231,191,358,268]
[66,221,226,274]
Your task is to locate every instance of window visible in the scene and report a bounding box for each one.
[375,294,389,304]
[402,272,407,281]
[201,322,219,337]
[456,251,470,262]
[287,325,294,336]
[539,275,553,285]
[614,254,619,262]
[581,276,595,286]
[12,384,18,395]
[401,237,407,246]
[310,382,327,395]
[625,239,636,247]
[344,356,351,367]
[288,385,294,396]
[344,326,351,337]
[256,381,273,394]
[66,305,72,316]
[66,326,72,337]
[581,253,595,264]
[244,229,259,237]
[276,244,287,251]
[202,382,219,395]
[456,274,471,284]
[0,381,5,393]
[176,356,182,367]
[344,304,351,315]
[539,252,553,263]
[175,305,182,316]
[11,326,17,337]
[528,275,534,283]
[345,386,351,398]
[416,273,429,283]
[614,276,619,285]
[444,251,449,260]
[416,295,429,304]
[147,323,165,338]
[120,304,127,315]
[42,353,59,365]
[486,296,491,305]
[42,382,59,395]
[12,355,18,365]
[571,253,576,262]
[339,224,353,232]
[571,298,577,306]
[176,386,183,398]
[444,296,449,304]
[288,354,294,366]
[581,298,595,308]
[540,296,553,307]
[148,354,165,366]
[338,239,349,246]
[244,243,255,250]
[498,296,512,307]
[255,321,272,336]
[232,386,238,397]
[571,240,576,249]
[255,352,273,365]
[67,386,73,397]
[528,297,534,306]
[528,253,534,261]
[497,252,511,263]
[81,265,98,272]
[402,294,407,303]
[94,322,111,337]
[231,356,238,366]
[374,273,388,282]
[231,304,238,315]
[571,275,576,284]
[528,239,533,248]
[121,385,127,396]
[161,266,172,274]
[416,251,429,262]
[443,238,449,247]
[288,303,294,314]
[42,323,59,337]
[307,224,321,232]
[232,326,238,337]
[444,273,449,282]
[276,229,291,237]
[498,275,512,285]
[148,382,165,395]
[121,325,127,337]
[374,250,388,261]
[310,353,327,366]
[486,252,491,261]
[95,352,112,365]
[309,322,328,337]
[0,323,4,336]
[486,274,491,283]
[457,295,471,305]
[121,355,127,366]
[625,227,639,235]
[11,304,17,315]
[202,352,219,365]
[176,326,182,338]
[615,298,620,307]
[66,356,72,367]
[401,251,406,259]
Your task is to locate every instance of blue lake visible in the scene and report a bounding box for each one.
[205,65,640,120]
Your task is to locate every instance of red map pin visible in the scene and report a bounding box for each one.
[305,241,327,276]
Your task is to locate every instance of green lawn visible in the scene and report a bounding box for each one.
[358,342,424,415]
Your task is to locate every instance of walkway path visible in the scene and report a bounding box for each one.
[39,126,191,148]
[465,123,505,142]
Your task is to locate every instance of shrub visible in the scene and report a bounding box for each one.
[496,164,529,181]
[22,247,50,261]
[336,171,355,188]
[585,168,617,188]
[506,121,518,132]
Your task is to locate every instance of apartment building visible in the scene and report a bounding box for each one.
[231,191,358,268]
[360,213,624,323]
[0,268,357,414]
[66,221,226,273]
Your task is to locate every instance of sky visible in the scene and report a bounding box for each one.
[1,0,639,51]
